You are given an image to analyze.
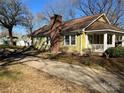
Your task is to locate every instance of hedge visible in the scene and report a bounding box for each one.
[105,47,124,57]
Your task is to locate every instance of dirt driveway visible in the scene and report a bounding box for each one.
[19,56,123,93]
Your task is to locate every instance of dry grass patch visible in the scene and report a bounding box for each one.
[44,53,124,71]
[0,64,91,93]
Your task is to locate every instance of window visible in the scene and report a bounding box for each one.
[99,34,104,44]
[116,35,122,41]
[71,35,76,45]
[88,34,103,44]
[88,35,93,44]
[64,35,76,45]
[96,34,100,44]
[65,35,70,45]
[107,34,112,44]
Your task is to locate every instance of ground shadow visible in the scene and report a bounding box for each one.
[0,46,42,67]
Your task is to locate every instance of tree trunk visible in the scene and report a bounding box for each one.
[30,27,34,46]
[8,27,14,46]
[30,35,34,46]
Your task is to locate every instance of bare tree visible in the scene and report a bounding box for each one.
[0,0,29,45]
[25,12,48,45]
[25,12,34,45]
[35,12,49,28]
[0,27,8,37]
[43,0,77,21]
[75,0,124,26]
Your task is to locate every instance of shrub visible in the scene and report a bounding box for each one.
[105,47,124,57]
[81,58,92,66]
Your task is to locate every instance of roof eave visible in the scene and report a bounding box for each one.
[84,29,124,34]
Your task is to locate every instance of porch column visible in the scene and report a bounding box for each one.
[122,35,124,47]
[85,34,89,48]
[112,34,115,47]
[104,33,107,51]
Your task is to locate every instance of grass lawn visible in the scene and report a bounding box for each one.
[0,64,90,93]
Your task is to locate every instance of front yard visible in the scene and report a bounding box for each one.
[0,64,90,93]
[0,47,124,93]
[42,52,124,72]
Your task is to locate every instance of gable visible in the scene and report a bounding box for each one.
[86,21,108,31]
[97,14,110,24]
[86,20,122,31]
[86,15,110,30]
[98,17,107,23]
[84,14,111,30]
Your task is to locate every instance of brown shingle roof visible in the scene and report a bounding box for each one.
[33,14,101,36]
[62,14,101,32]
[86,21,124,32]
[32,25,51,36]
[32,14,124,36]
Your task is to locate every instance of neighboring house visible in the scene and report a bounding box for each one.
[0,36,18,45]
[0,39,4,45]
[17,35,31,47]
[32,13,124,54]
[0,35,31,47]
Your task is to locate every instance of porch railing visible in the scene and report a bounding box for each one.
[107,44,113,49]
[92,44,104,49]
[90,44,104,51]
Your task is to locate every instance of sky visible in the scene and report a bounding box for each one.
[23,0,48,15]
[0,0,81,35]
[1,0,124,35]
[15,0,69,35]
[15,0,78,35]
[13,0,50,35]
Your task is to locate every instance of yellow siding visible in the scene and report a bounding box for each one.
[82,32,86,49]
[34,37,50,50]
[60,36,80,53]
[60,33,86,54]
[35,32,87,54]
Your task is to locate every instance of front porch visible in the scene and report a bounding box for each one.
[85,32,124,52]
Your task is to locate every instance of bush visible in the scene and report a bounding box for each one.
[83,59,92,66]
[105,47,124,57]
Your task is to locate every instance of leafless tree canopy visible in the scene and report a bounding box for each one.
[43,0,77,21]
[75,0,124,27]
[40,0,124,27]
[0,28,8,37]
[0,0,29,45]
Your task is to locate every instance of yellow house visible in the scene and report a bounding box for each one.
[32,14,124,54]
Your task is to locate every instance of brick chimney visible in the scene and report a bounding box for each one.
[49,14,62,53]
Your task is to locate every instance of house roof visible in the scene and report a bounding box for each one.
[61,14,102,34]
[86,21,124,32]
[32,25,51,36]
[32,14,124,36]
